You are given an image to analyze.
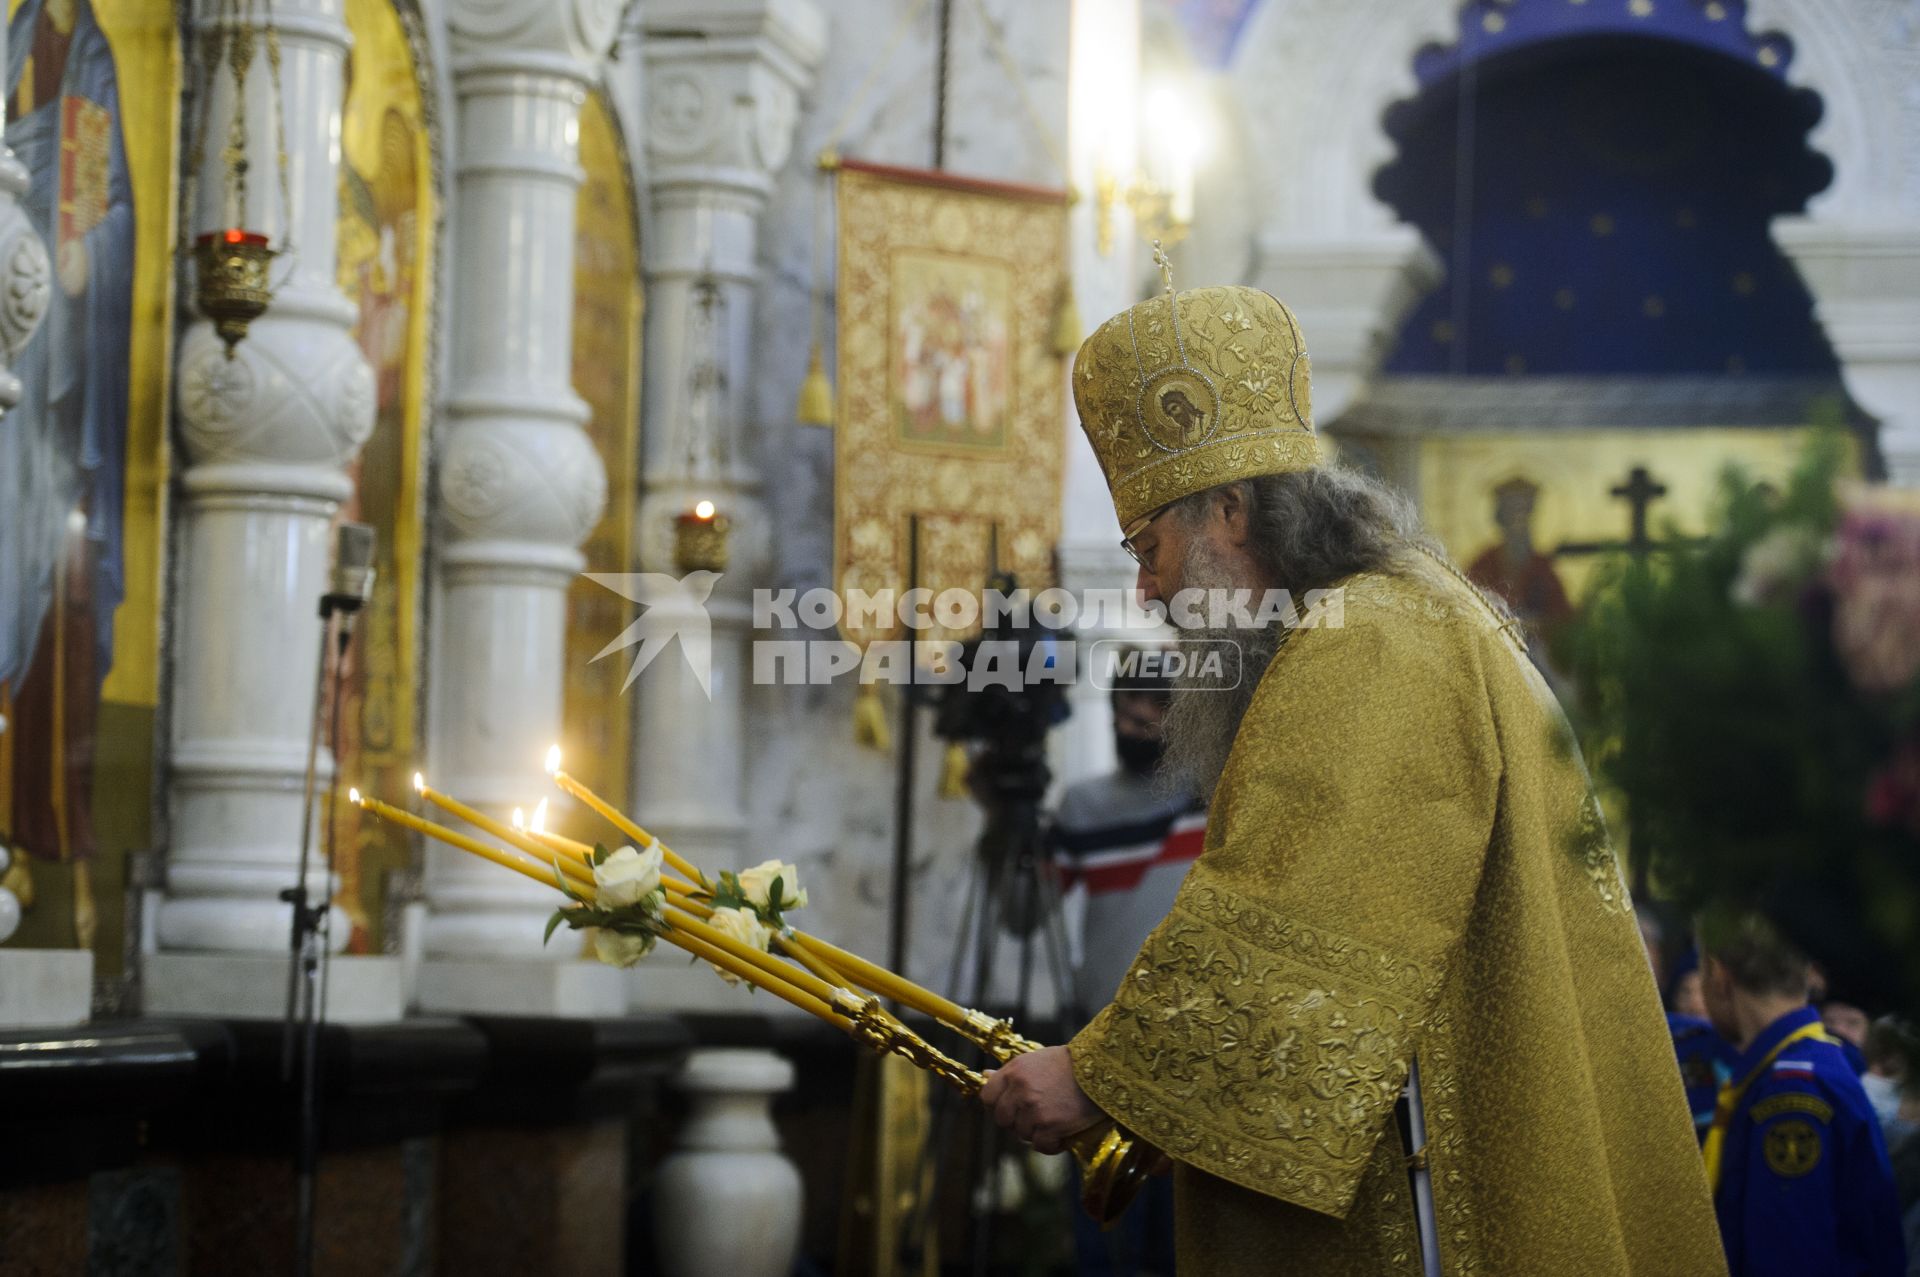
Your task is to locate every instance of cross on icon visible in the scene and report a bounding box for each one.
[1554,465,1697,560]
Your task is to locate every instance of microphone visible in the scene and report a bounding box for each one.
[323,522,377,639]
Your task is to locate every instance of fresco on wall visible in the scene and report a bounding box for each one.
[558,86,642,841]
[0,0,176,974]
[332,0,432,951]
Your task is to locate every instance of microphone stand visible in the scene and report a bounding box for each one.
[281,588,362,1277]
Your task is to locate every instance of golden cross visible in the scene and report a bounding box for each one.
[1152,239,1174,295]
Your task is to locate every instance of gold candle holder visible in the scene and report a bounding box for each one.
[193,229,274,355]
[673,501,731,573]
[378,750,1165,1227]
[828,989,1156,1225]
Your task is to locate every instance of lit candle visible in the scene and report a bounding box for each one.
[354,790,844,1020]
[413,771,589,885]
[542,745,968,1026]
[544,746,700,880]
[521,798,597,864]
[351,788,566,893]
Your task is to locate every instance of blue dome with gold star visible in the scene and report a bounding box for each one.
[1374,0,1837,378]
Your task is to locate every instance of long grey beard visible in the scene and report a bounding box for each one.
[1155,539,1284,804]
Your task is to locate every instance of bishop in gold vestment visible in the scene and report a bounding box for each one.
[984,282,1726,1274]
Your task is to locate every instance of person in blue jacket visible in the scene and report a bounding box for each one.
[1698,910,1906,1277]
[1667,947,1738,1141]
[1674,1007,1738,1142]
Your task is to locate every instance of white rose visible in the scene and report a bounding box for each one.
[594,842,664,909]
[705,905,772,985]
[735,859,807,911]
[592,928,654,968]
[1732,526,1833,607]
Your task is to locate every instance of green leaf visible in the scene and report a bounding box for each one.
[593,841,610,867]
[544,908,569,946]
[555,859,587,902]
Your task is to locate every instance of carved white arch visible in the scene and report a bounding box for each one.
[1220,0,1920,478]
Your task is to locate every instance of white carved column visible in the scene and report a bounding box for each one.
[1774,221,1920,485]
[629,0,823,857]
[1224,0,1458,432]
[415,0,624,1008]
[1250,233,1439,429]
[149,0,385,1015]
[1749,0,1920,480]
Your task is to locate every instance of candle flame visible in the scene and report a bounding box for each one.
[694,499,716,520]
[349,787,362,805]
[412,771,426,793]
[544,744,561,775]
[532,797,549,834]
[511,806,526,830]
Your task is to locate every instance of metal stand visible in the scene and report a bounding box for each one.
[897,755,1078,1276]
[279,594,358,1277]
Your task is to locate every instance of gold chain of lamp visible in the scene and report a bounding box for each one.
[180,0,295,355]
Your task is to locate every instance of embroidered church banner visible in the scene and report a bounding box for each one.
[332,0,435,951]
[833,161,1067,646]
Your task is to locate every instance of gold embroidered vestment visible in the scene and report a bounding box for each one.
[1069,563,1726,1275]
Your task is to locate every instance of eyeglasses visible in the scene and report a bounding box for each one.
[1120,507,1169,570]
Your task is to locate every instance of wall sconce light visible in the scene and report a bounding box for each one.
[1094,81,1210,257]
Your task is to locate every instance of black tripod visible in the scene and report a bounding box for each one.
[279,523,374,1277]
[898,738,1079,1276]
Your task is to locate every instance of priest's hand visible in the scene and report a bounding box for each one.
[978,1045,1102,1155]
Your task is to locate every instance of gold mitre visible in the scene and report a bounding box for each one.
[1072,285,1317,531]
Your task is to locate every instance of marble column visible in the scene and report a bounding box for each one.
[1774,221,1920,484]
[414,0,625,1012]
[1250,233,1440,433]
[147,0,391,1018]
[616,0,822,1013]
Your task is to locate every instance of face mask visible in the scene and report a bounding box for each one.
[1116,734,1163,776]
[1863,1071,1902,1125]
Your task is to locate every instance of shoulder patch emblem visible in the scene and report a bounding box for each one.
[1763,1118,1822,1178]
[1751,1092,1833,1124]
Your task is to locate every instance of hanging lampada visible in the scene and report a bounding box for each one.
[183,0,292,356]
[193,228,273,353]
[672,275,734,574]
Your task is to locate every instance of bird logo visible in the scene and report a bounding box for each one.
[583,571,722,698]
